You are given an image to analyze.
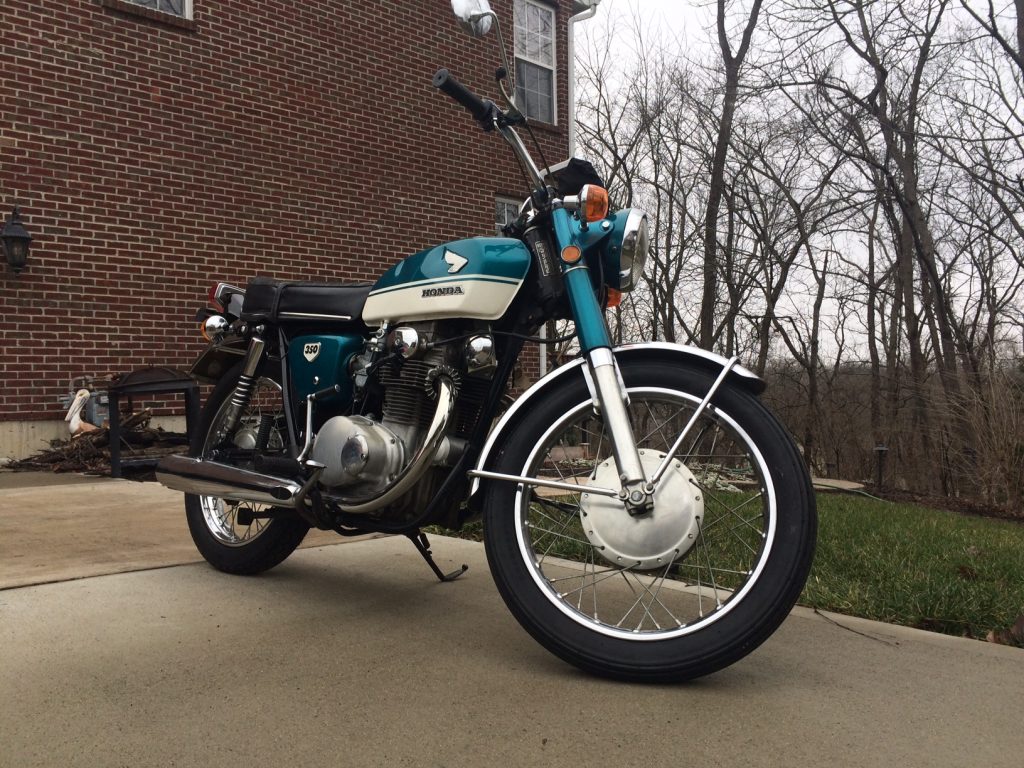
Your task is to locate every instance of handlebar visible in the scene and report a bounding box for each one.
[432,67,546,188]
[432,68,496,130]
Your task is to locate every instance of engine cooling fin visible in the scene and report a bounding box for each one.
[378,356,488,440]
[424,364,461,399]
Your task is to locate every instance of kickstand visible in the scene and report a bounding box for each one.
[407,530,468,583]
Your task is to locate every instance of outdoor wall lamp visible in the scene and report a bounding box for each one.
[1,206,33,275]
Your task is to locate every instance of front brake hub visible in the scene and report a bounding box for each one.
[580,451,704,571]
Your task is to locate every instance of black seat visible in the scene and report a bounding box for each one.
[240,276,373,326]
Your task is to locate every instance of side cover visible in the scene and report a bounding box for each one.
[362,238,531,324]
[287,334,364,409]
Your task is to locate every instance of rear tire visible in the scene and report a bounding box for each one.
[482,359,816,682]
[185,364,309,575]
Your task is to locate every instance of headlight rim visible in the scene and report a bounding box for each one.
[618,209,649,293]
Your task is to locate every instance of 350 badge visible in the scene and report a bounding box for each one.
[302,342,321,362]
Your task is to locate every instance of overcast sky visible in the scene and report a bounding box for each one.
[586,0,710,44]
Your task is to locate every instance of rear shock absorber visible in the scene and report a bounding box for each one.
[211,332,266,446]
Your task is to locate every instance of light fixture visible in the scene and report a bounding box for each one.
[1,206,32,275]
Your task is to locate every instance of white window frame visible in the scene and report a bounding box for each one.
[514,0,557,124]
[126,0,194,20]
[495,196,522,235]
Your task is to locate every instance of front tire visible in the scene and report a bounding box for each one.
[482,359,816,682]
[185,364,309,575]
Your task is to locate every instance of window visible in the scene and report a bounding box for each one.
[126,0,192,18]
[514,0,556,124]
[496,197,521,235]
[101,0,195,29]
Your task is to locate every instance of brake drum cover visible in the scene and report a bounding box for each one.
[580,451,704,571]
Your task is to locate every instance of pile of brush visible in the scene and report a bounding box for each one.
[8,410,188,476]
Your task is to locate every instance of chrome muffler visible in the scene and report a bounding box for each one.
[156,454,303,507]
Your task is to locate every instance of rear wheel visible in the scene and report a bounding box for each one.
[482,359,816,682]
[185,365,309,574]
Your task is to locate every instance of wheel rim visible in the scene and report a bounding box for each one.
[199,377,285,547]
[513,387,777,640]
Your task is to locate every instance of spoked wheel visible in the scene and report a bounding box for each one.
[483,359,816,682]
[185,364,309,575]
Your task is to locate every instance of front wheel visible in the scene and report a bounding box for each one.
[482,359,816,682]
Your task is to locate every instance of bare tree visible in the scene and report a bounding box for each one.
[959,0,1024,77]
[701,0,766,349]
[573,0,1024,506]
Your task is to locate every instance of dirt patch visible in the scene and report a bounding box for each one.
[870,486,1023,523]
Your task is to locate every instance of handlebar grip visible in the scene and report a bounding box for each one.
[433,68,493,125]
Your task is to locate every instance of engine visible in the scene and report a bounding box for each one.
[308,415,404,489]
[309,322,496,500]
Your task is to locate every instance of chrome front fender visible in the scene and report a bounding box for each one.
[468,342,764,497]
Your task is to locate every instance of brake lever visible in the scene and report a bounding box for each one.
[495,66,522,117]
[496,111,526,128]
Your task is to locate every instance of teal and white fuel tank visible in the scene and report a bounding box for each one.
[362,238,531,323]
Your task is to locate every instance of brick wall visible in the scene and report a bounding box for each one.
[0,0,571,421]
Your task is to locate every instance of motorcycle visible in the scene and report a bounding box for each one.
[156,0,816,682]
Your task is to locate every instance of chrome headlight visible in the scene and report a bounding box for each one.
[618,209,649,292]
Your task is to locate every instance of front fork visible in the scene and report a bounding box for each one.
[551,209,652,514]
[584,348,652,513]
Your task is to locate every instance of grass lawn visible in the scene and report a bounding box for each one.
[805,493,1024,642]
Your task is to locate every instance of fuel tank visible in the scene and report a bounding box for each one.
[362,238,531,323]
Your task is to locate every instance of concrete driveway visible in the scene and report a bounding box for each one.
[1,473,1021,767]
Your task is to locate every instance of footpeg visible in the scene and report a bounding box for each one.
[407,530,468,583]
[254,454,304,477]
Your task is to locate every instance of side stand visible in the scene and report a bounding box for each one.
[407,530,468,583]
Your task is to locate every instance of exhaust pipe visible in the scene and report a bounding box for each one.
[157,373,456,514]
[156,454,303,507]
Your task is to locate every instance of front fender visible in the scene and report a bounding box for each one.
[468,342,764,499]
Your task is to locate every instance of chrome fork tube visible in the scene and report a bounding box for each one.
[585,348,652,514]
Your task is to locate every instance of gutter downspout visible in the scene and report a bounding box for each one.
[567,1,600,158]
[540,1,600,378]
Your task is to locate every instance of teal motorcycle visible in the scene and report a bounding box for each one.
[157,0,816,682]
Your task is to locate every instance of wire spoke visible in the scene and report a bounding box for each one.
[556,566,627,598]
[674,562,750,577]
[533,495,582,515]
[199,377,284,547]
[638,402,684,447]
[615,563,683,630]
[694,515,724,610]
[517,389,772,637]
[527,519,591,554]
[613,569,668,631]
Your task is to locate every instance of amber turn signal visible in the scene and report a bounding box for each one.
[581,185,609,223]
[561,245,582,264]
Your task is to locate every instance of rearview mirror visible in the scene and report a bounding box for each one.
[451,0,494,37]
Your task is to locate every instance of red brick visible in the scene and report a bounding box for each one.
[1,0,572,419]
